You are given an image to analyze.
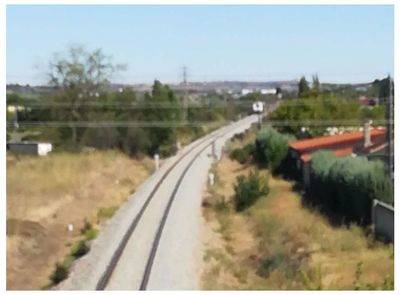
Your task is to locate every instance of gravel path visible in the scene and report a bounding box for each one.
[58,115,258,290]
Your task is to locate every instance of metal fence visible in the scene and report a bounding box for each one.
[372,199,394,242]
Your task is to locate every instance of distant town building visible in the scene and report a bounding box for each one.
[260,88,277,95]
[241,88,253,95]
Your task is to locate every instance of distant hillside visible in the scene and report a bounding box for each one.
[7,79,383,99]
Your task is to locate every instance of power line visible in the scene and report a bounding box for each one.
[387,75,394,180]
[6,99,381,109]
[181,66,188,121]
[7,119,392,128]
[6,121,228,128]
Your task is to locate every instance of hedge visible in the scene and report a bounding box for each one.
[309,151,393,224]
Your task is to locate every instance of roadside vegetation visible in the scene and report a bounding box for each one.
[201,154,393,290]
[308,151,393,224]
[6,150,153,289]
[268,75,390,138]
[6,46,269,159]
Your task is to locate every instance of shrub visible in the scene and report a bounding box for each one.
[80,219,99,240]
[70,240,90,258]
[50,263,69,284]
[232,131,246,142]
[234,170,269,211]
[83,228,99,240]
[80,219,93,235]
[97,206,119,220]
[229,143,254,164]
[309,151,393,224]
[254,127,294,172]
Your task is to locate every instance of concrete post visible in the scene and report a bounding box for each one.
[211,141,216,159]
[208,173,215,186]
[176,141,182,152]
[154,154,160,171]
[363,120,372,148]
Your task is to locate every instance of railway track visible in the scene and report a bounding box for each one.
[54,115,257,290]
[96,121,242,290]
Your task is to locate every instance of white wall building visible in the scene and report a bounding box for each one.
[260,88,277,95]
[241,88,253,95]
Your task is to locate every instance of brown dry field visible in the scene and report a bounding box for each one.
[201,156,394,290]
[6,150,153,290]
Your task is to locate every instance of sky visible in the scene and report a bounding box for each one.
[6,5,394,85]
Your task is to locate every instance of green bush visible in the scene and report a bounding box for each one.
[309,151,393,224]
[70,240,90,258]
[80,219,99,240]
[50,263,69,284]
[80,219,93,234]
[234,170,269,211]
[229,143,254,164]
[97,206,119,220]
[254,127,294,172]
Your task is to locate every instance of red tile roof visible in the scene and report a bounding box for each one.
[289,129,386,153]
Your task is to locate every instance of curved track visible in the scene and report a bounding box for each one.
[58,115,258,290]
[96,123,240,290]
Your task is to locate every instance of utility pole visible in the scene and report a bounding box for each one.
[181,66,188,121]
[386,75,394,181]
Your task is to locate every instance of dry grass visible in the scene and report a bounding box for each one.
[226,125,257,152]
[6,150,153,290]
[201,156,394,290]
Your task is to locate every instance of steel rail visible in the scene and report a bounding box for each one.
[139,127,228,290]
[95,121,241,290]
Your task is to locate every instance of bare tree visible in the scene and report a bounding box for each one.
[48,45,125,142]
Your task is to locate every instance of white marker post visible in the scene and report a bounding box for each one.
[208,172,215,186]
[176,140,182,152]
[211,141,217,160]
[154,154,160,171]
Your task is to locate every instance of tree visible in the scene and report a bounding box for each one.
[143,80,182,156]
[6,93,23,104]
[298,76,310,98]
[48,45,125,143]
[269,95,364,136]
[371,76,392,99]
[311,75,320,97]
[378,75,392,98]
